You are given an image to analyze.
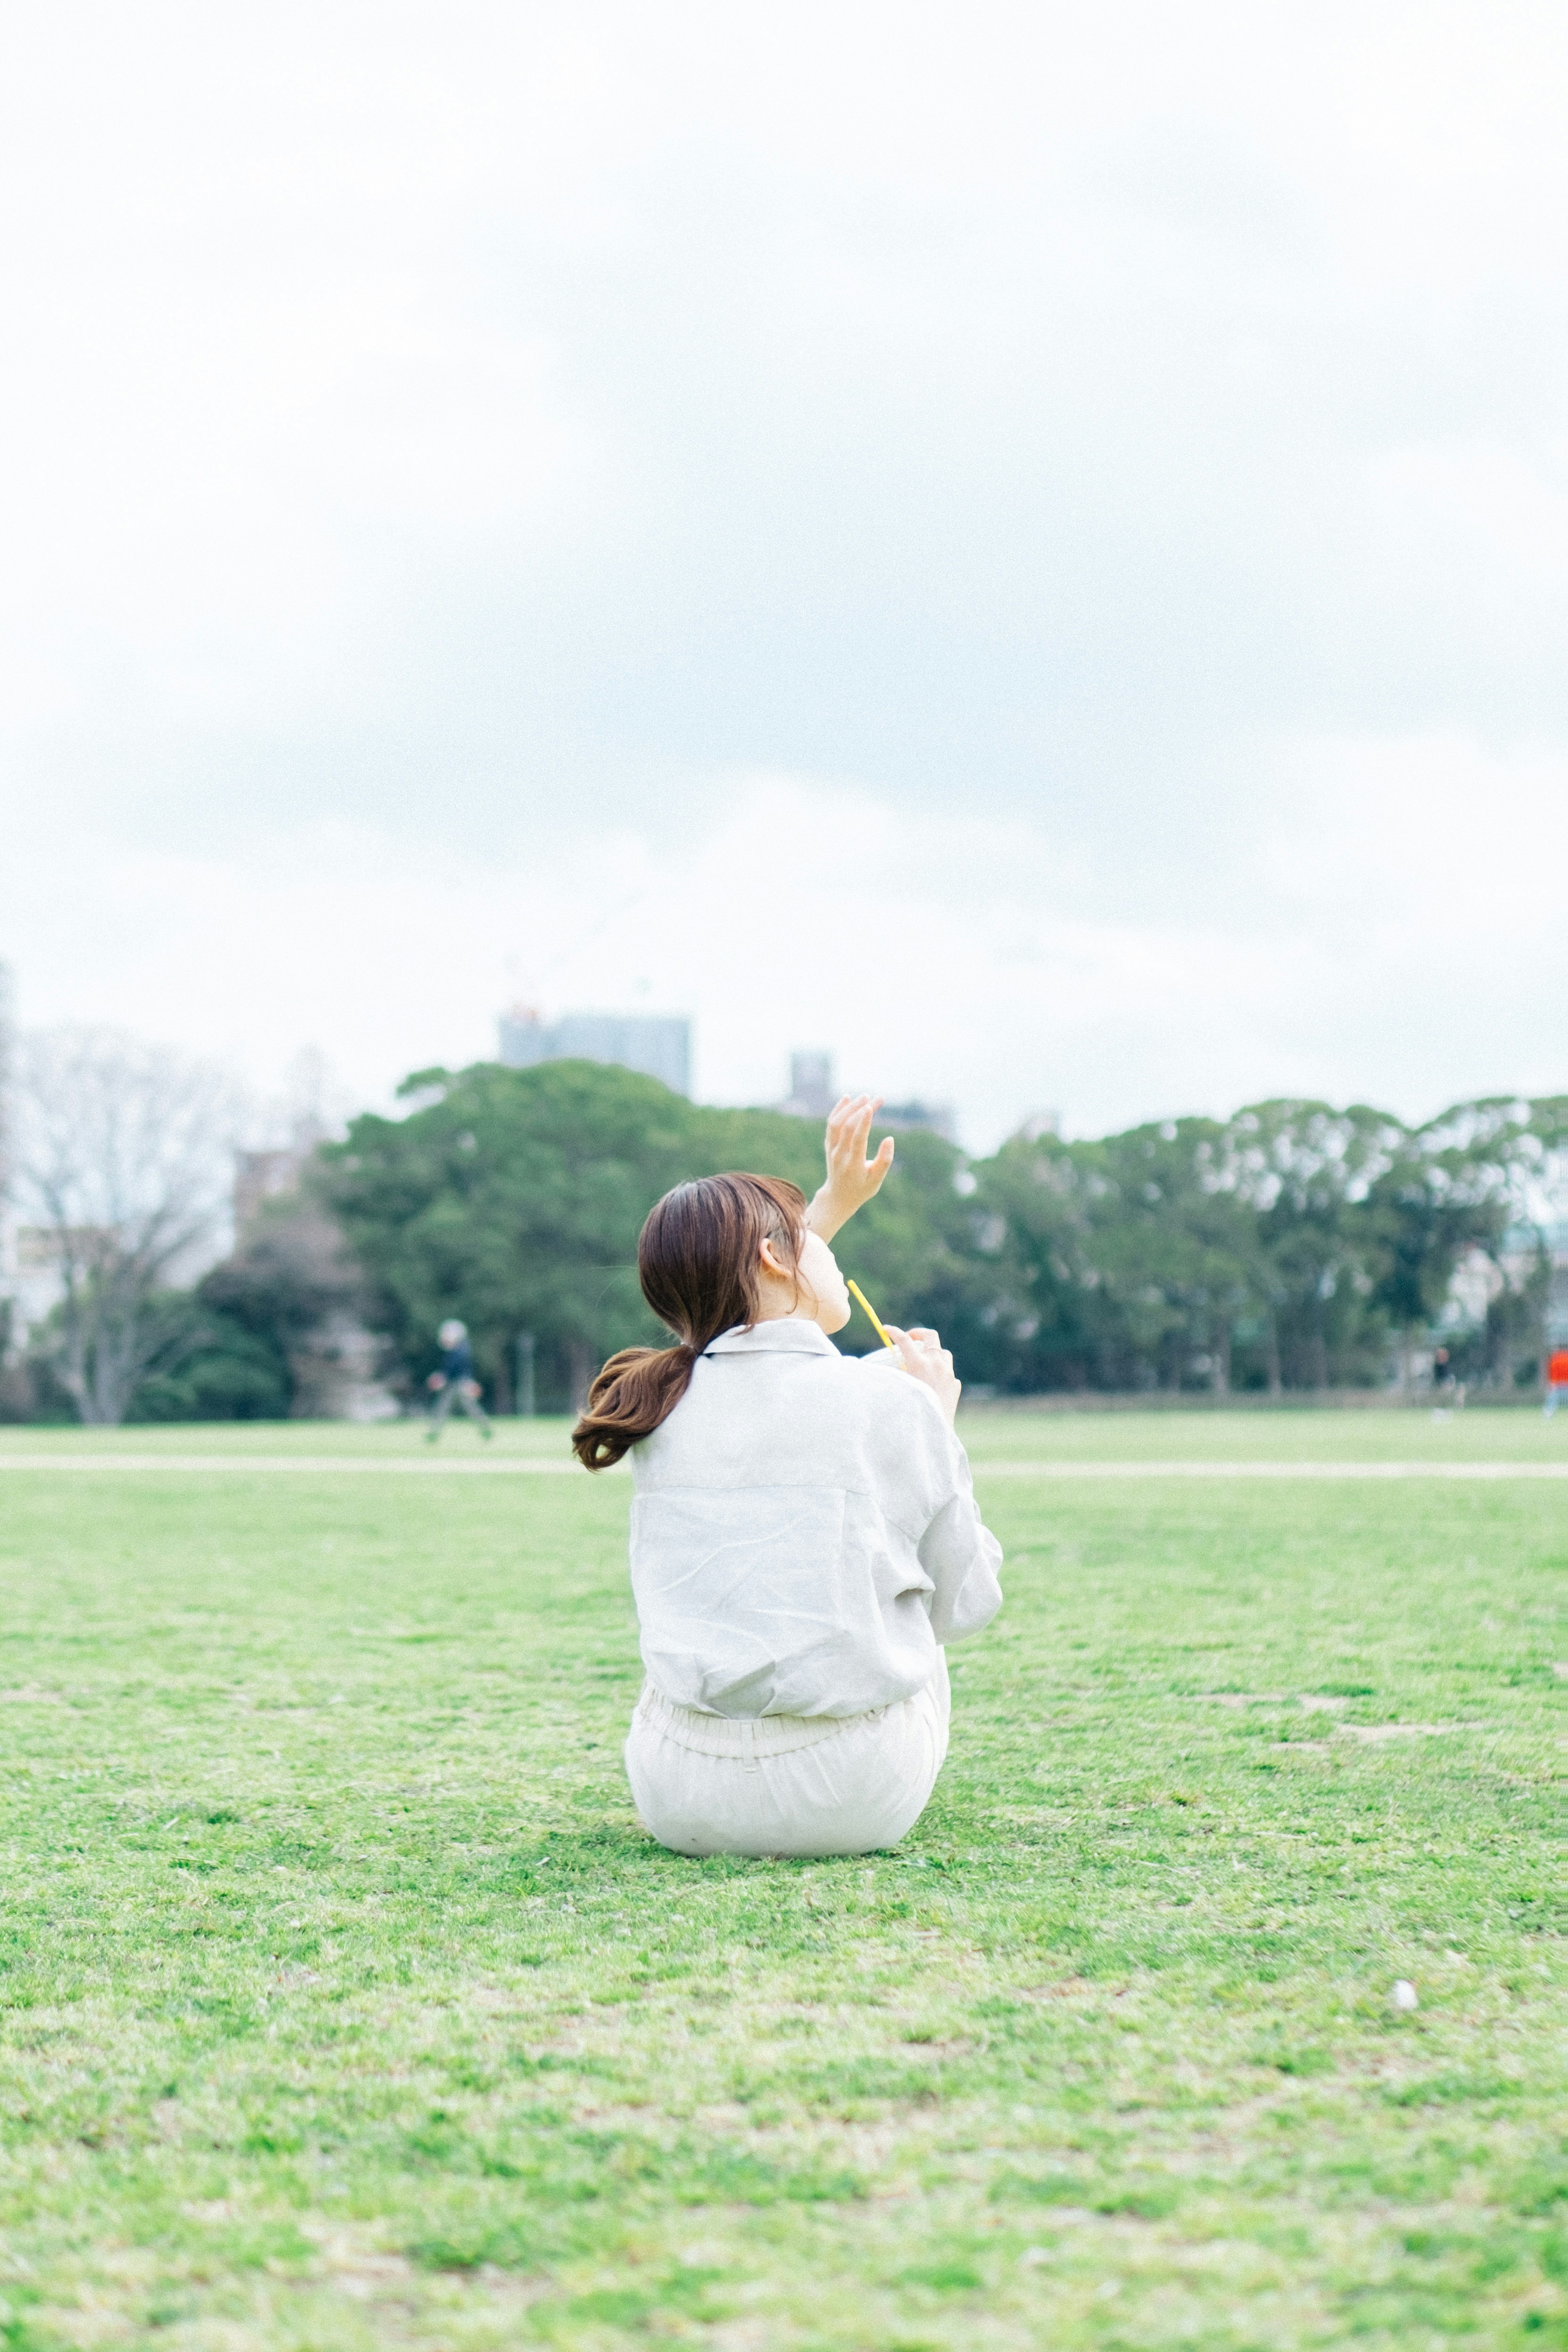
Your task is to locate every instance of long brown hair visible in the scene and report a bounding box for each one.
[571,1172,807,1470]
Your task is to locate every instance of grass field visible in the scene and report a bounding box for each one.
[0,1412,1562,2350]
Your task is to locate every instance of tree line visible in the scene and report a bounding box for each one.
[7,1046,1566,1421]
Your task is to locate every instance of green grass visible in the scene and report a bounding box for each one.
[0,1413,1562,2348]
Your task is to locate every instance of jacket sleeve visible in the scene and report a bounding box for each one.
[915,1439,1003,1644]
[858,1357,1004,1645]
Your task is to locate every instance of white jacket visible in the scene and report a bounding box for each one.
[629,1319,1003,1718]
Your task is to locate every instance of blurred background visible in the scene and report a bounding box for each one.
[1,1,1565,1419]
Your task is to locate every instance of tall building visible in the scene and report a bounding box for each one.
[777,1050,835,1120]
[497,1009,691,1098]
[233,1147,305,1235]
[774,1049,956,1142]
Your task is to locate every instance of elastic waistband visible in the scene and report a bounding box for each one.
[633,1681,883,1762]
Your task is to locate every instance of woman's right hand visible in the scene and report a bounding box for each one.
[886,1326,961,1427]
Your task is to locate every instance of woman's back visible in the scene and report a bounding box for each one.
[572,1111,1003,1856]
[631,1319,1001,1720]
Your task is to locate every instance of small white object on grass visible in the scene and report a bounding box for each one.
[1391,1979,1419,2012]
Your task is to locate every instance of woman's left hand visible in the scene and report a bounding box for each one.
[806,1094,896,1239]
[886,1325,962,1427]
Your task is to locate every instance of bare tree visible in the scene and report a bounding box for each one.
[19,1028,242,1424]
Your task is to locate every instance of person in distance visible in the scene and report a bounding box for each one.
[572,1095,1003,1858]
[425,1318,493,1442]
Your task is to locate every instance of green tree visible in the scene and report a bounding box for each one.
[1082,1120,1261,1392]
[320,1061,972,1407]
[970,1119,1261,1393]
[1410,1095,1568,1385]
[322,1061,694,1408]
[310,1065,1568,1410]
[963,1125,1110,1391]
[1362,1138,1506,1386]
[125,1295,293,1421]
[1223,1103,1408,1391]
[196,1188,365,1412]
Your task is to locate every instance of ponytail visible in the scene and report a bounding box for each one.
[570,1169,808,1472]
[571,1343,700,1470]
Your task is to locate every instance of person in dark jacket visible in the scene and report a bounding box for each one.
[426,1319,492,1441]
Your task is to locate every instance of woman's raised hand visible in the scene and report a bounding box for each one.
[806,1094,896,1240]
[886,1325,961,1427]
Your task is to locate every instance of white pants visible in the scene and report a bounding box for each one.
[624,1653,951,1858]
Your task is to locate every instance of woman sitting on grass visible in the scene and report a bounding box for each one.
[572,1096,1003,1859]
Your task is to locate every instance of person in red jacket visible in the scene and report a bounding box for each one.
[1545,1346,1568,1419]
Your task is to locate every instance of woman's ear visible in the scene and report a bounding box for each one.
[757,1231,791,1280]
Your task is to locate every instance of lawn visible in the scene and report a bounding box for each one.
[0,1413,1562,2349]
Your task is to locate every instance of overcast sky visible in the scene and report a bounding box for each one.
[2,1,1566,1149]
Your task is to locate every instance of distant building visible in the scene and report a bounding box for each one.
[233,1147,305,1234]
[880,1097,958,1144]
[1550,1225,1568,1348]
[226,1135,401,1422]
[497,1009,691,1097]
[776,1050,836,1120]
[9,1226,87,1347]
[774,1049,956,1143]
[1503,1218,1568,1347]
[287,1308,402,1424]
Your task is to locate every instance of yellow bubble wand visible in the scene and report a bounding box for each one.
[847,1278,898,1353]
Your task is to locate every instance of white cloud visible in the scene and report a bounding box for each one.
[2,2,1566,1145]
[7,744,1559,1155]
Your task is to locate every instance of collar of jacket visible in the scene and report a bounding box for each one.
[702,1320,840,1357]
